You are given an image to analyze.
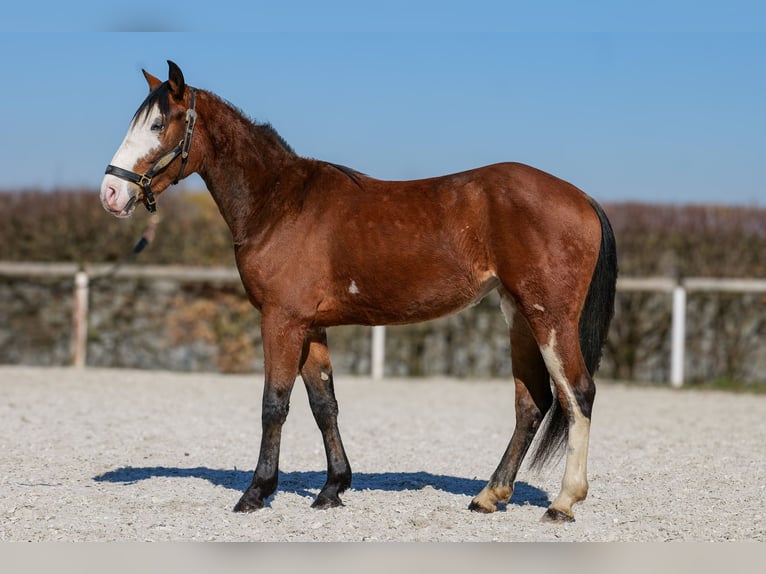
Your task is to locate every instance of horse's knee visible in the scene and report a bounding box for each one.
[309,394,339,432]
[262,389,290,426]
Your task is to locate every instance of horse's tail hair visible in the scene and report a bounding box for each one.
[528,196,618,470]
[578,197,618,376]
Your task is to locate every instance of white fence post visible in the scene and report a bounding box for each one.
[670,284,687,387]
[72,271,89,368]
[371,325,386,380]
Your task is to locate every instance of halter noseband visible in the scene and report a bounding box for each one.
[105,88,197,213]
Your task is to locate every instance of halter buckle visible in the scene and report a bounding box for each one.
[143,191,157,209]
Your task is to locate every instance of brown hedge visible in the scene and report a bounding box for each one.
[2,189,765,278]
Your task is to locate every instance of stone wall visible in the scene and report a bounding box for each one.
[1,275,765,385]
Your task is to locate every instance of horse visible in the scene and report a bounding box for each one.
[100,60,617,523]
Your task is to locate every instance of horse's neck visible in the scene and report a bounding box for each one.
[196,91,299,244]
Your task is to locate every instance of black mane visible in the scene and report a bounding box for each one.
[205,90,296,155]
[326,162,365,189]
[132,82,171,124]
[131,83,296,156]
[256,122,295,155]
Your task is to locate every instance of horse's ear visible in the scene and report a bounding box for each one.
[142,69,163,91]
[167,60,185,100]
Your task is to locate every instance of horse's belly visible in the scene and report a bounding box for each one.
[315,269,499,327]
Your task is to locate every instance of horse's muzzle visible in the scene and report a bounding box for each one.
[100,181,138,218]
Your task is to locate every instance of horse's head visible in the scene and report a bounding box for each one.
[101,60,199,217]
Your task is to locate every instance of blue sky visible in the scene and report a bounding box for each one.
[1,2,764,205]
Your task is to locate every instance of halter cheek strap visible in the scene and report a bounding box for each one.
[105,88,197,213]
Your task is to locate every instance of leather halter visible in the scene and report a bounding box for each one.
[105,88,197,213]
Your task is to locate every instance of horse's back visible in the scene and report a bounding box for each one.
[304,161,603,327]
[343,161,597,224]
[343,161,602,264]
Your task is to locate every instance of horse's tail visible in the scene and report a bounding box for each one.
[529,196,618,470]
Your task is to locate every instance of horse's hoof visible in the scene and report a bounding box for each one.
[233,494,264,513]
[468,500,496,514]
[541,507,575,523]
[311,493,344,509]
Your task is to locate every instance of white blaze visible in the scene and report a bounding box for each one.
[100,103,163,216]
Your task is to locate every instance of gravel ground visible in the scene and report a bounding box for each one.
[0,365,764,542]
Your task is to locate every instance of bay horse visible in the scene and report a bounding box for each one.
[100,61,617,523]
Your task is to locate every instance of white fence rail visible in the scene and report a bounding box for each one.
[2,262,766,385]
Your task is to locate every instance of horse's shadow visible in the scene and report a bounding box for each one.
[93,466,550,509]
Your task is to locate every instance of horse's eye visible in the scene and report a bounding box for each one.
[150,121,164,132]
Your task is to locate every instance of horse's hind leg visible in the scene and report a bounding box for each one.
[299,327,352,508]
[535,323,596,523]
[469,295,553,513]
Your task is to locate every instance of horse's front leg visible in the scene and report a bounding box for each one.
[233,313,307,512]
[299,327,352,509]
